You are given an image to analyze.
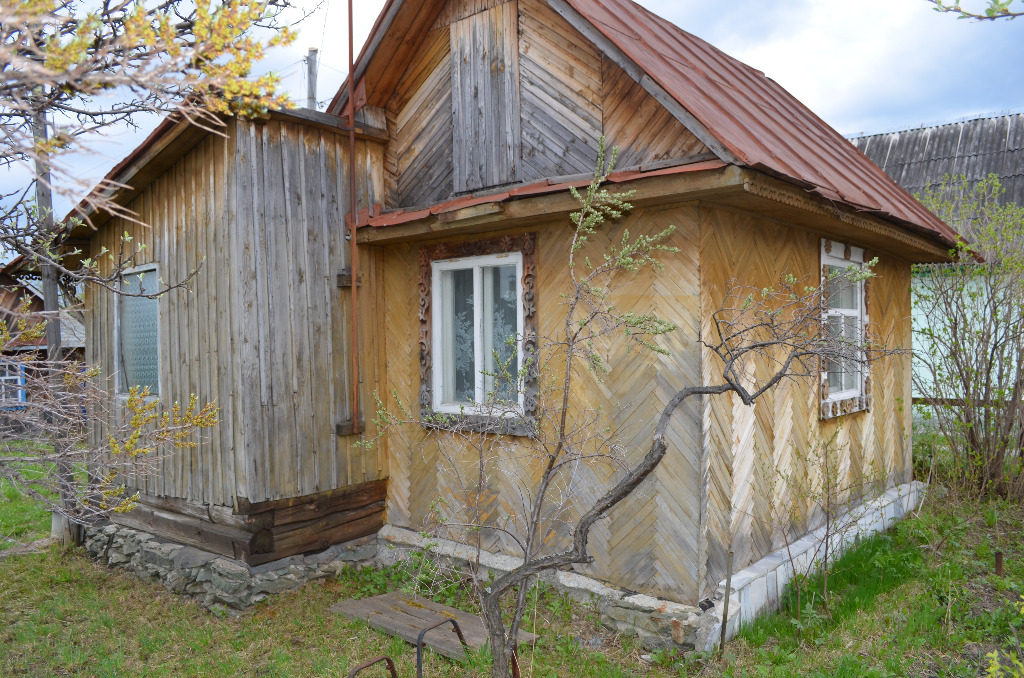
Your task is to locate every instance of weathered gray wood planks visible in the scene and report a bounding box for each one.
[450,2,520,193]
[86,114,387,511]
[330,592,537,659]
[518,0,601,180]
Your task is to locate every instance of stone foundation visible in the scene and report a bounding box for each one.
[703,480,925,647]
[83,480,923,648]
[84,522,377,612]
[377,481,926,652]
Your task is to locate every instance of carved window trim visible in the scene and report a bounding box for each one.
[418,233,538,435]
[820,238,871,420]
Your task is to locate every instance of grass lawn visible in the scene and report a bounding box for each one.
[1,495,1021,677]
[1,473,52,550]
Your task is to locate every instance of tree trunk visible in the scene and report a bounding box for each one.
[482,592,512,678]
[33,110,80,547]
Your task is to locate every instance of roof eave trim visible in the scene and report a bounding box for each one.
[742,172,952,261]
[327,0,405,115]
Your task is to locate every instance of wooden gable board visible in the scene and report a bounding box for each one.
[450,2,521,193]
[374,0,721,208]
[541,0,737,165]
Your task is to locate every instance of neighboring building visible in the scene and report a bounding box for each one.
[852,112,1024,401]
[0,265,85,408]
[850,112,1024,207]
[69,0,955,606]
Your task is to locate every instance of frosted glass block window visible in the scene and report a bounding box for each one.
[117,269,159,395]
[822,241,865,402]
[432,252,523,414]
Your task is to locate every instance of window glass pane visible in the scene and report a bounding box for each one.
[827,264,859,311]
[119,272,159,394]
[843,315,860,391]
[826,314,845,392]
[826,313,861,394]
[482,264,518,402]
[440,268,475,405]
[0,361,22,403]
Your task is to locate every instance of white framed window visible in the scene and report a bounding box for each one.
[115,265,160,396]
[431,252,524,414]
[822,239,866,405]
[0,360,26,408]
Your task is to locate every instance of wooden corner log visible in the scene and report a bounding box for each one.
[116,480,388,565]
[111,503,273,562]
[234,479,387,518]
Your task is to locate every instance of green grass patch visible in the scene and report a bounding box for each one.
[0,548,656,677]
[675,497,1024,677]
[2,481,1023,676]
[1,463,52,550]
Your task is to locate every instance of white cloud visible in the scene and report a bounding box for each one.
[638,0,1022,134]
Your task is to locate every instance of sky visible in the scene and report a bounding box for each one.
[14,0,1024,216]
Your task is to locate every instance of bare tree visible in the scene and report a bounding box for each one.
[0,301,218,531]
[2,0,300,288]
[928,0,1024,20]
[0,0,297,543]
[369,142,892,677]
[759,427,886,625]
[913,175,1024,499]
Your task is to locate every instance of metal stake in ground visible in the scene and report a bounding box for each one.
[719,550,734,659]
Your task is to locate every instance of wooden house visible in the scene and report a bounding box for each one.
[73,0,957,604]
[0,264,85,408]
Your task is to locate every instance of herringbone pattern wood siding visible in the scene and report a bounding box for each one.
[382,205,705,601]
[698,206,913,597]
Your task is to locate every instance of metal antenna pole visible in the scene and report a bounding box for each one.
[306,47,319,110]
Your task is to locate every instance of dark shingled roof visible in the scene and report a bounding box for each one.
[850,113,1024,208]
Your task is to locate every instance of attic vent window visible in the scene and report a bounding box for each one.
[116,267,160,396]
[820,239,870,419]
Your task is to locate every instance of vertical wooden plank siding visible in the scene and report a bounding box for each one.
[433,0,506,29]
[85,119,387,507]
[517,0,602,180]
[698,205,914,598]
[226,119,253,500]
[450,2,521,192]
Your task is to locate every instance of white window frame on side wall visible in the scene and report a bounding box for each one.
[114,264,160,398]
[0,359,26,408]
[821,239,868,413]
[431,251,525,416]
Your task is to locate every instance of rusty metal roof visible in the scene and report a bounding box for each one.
[358,159,727,228]
[560,0,958,247]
